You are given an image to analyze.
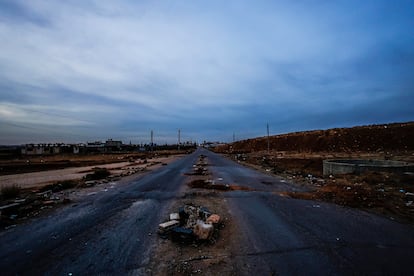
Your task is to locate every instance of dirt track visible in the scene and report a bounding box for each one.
[0,156,177,189]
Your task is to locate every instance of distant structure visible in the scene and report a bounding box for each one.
[21,143,82,155]
[178,129,181,150]
[21,139,123,155]
[18,136,197,156]
[105,139,122,152]
[202,141,226,148]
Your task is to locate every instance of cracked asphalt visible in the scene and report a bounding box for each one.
[1,148,414,275]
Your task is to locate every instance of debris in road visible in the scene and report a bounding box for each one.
[188,179,254,192]
[206,214,220,224]
[1,185,72,228]
[170,227,193,242]
[158,204,223,243]
[169,213,180,220]
[184,155,210,176]
[194,220,214,240]
[159,220,180,234]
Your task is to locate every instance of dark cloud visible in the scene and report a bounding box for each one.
[0,0,50,26]
[0,0,413,144]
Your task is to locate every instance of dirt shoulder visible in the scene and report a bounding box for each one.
[227,151,414,224]
[0,156,178,190]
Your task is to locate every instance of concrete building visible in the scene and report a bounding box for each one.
[105,139,122,152]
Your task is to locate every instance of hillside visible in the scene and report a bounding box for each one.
[217,122,414,154]
[217,122,414,153]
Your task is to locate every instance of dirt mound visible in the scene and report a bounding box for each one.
[215,122,414,153]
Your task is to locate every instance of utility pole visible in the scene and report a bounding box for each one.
[233,132,235,143]
[150,130,154,152]
[178,129,181,150]
[267,123,270,153]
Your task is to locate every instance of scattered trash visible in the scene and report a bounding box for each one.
[170,213,180,220]
[188,180,253,192]
[158,204,222,243]
[206,214,220,224]
[194,220,214,240]
[170,227,193,242]
[159,220,180,234]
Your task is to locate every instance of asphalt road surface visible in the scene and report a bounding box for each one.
[1,148,414,275]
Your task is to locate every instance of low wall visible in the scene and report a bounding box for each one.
[323,159,414,176]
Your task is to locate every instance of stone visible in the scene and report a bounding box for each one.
[158,220,179,233]
[193,220,214,240]
[170,213,180,220]
[206,214,220,224]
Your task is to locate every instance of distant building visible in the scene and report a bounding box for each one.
[105,139,122,152]
[73,143,86,154]
[86,141,105,153]
[202,142,225,148]
[21,144,62,155]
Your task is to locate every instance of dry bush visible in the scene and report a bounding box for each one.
[1,184,21,199]
[84,167,110,181]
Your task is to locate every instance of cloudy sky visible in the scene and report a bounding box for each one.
[0,0,413,145]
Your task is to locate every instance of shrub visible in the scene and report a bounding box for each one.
[1,184,21,199]
[39,180,77,193]
[84,168,110,181]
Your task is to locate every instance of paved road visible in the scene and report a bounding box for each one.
[0,152,199,275]
[205,149,414,275]
[1,148,414,275]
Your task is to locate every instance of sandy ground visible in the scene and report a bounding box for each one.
[0,156,179,189]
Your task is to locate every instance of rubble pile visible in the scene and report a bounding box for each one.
[158,204,221,243]
[186,155,209,176]
[188,179,230,191]
[0,189,70,228]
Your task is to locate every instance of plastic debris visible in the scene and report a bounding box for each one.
[169,213,180,220]
[194,220,214,240]
[158,204,221,243]
[171,227,193,243]
[159,220,179,234]
[206,214,220,224]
